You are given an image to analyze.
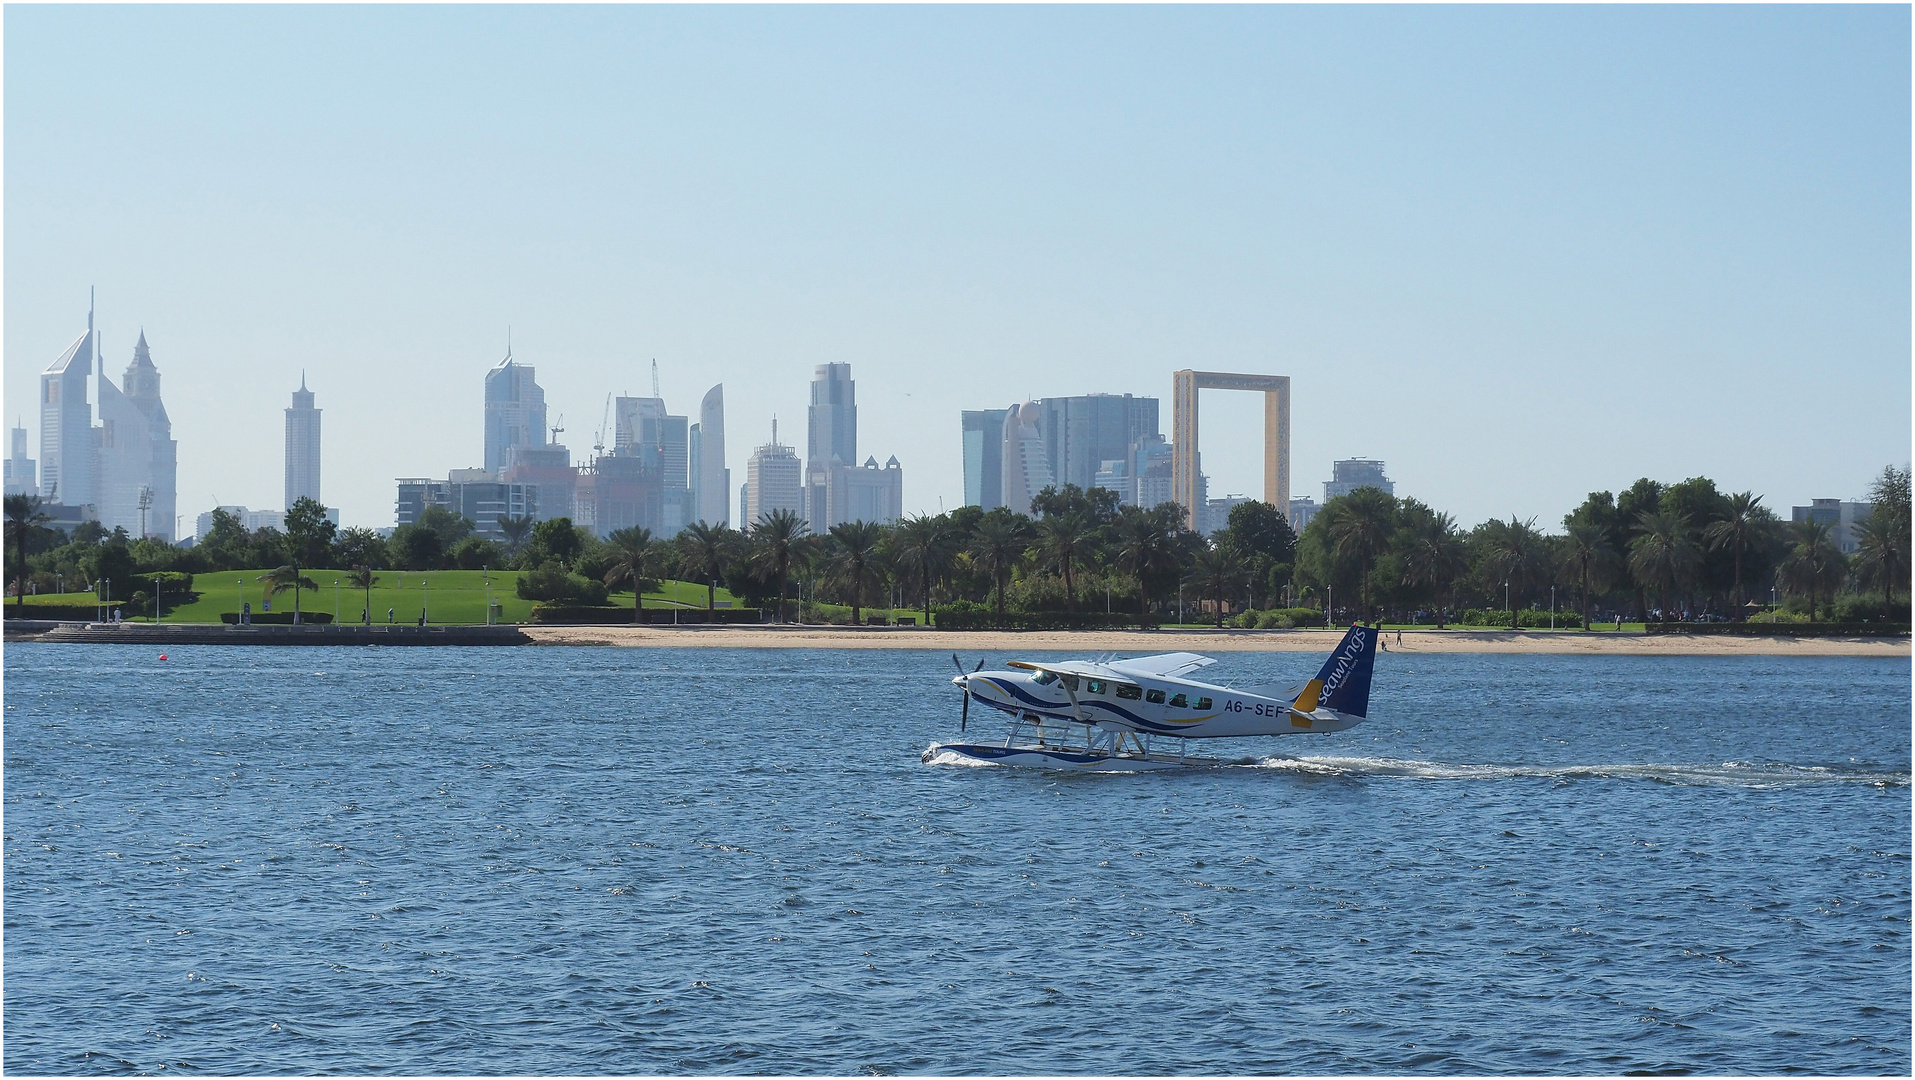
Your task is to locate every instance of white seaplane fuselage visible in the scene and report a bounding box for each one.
[925,629,1378,771]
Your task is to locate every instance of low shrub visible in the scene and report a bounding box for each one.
[934,605,1153,630]
[1454,608,1585,629]
[516,562,608,605]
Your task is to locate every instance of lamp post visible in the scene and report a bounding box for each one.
[423,574,429,625]
[1550,585,1557,630]
[333,579,340,623]
[237,578,243,623]
[1504,580,1511,629]
[484,567,493,625]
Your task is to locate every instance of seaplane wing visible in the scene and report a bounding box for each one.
[1105,652,1217,679]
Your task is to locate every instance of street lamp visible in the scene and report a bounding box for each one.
[237,578,244,623]
[1504,580,1511,628]
[333,579,340,623]
[1550,585,1557,630]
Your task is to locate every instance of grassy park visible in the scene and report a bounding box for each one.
[12,571,741,625]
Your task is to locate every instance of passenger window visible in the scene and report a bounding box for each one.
[1195,697,1213,710]
[1086,679,1108,695]
[1032,670,1058,685]
[1115,684,1142,700]
[1145,689,1165,704]
[1169,693,1188,708]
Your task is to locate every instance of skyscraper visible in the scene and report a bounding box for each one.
[1038,394,1159,492]
[807,363,857,467]
[695,384,729,526]
[285,373,321,509]
[961,408,1009,509]
[805,363,857,531]
[5,420,38,497]
[744,422,803,527]
[1000,402,1053,515]
[96,330,178,540]
[483,348,547,473]
[39,320,95,508]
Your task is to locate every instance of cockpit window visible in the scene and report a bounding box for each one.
[1031,670,1058,685]
[1061,674,1079,692]
[1145,689,1166,704]
[1114,683,1142,700]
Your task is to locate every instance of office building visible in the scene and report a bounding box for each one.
[1000,403,1054,515]
[1038,394,1159,493]
[1792,499,1874,554]
[811,456,905,527]
[744,424,804,527]
[1324,458,1393,502]
[196,505,305,539]
[499,444,577,524]
[5,421,37,497]
[40,321,96,508]
[95,330,179,540]
[962,408,1009,509]
[1289,497,1321,532]
[808,363,857,468]
[284,374,321,510]
[1201,495,1255,537]
[693,384,730,526]
[483,349,548,473]
[804,363,857,531]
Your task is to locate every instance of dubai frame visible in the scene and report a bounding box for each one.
[1170,370,1290,532]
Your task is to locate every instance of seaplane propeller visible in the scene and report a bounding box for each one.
[952,654,985,732]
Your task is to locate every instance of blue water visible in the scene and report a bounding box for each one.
[4,644,1908,1075]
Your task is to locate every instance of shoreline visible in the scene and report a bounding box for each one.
[516,624,1910,656]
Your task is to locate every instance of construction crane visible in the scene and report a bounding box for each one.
[593,393,613,458]
[549,413,564,443]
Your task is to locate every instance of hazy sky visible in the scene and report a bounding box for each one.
[7,4,1909,533]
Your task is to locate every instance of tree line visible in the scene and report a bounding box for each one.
[6,466,1909,626]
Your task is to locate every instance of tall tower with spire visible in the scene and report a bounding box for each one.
[285,373,321,509]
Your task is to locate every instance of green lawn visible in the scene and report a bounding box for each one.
[20,570,740,625]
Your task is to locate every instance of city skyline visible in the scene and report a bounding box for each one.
[5,6,1908,531]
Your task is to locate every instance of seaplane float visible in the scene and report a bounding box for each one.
[924,623,1379,771]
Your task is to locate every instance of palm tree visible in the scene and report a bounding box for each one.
[1702,492,1764,614]
[1628,511,1699,623]
[1477,516,1550,629]
[258,563,318,623]
[1191,540,1245,628]
[968,512,1035,627]
[1112,507,1178,624]
[1561,520,1618,632]
[750,508,810,623]
[1778,519,1845,621]
[1398,508,1467,629]
[826,521,888,625]
[1850,514,1909,612]
[1033,509,1096,613]
[4,493,52,617]
[347,565,379,624]
[888,513,959,626]
[678,521,736,611]
[602,526,659,623]
[1324,487,1396,622]
[496,515,535,562]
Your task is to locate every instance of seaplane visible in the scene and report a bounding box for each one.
[924,623,1379,771]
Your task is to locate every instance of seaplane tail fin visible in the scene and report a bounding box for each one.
[1313,624,1378,718]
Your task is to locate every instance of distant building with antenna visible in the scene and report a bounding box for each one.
[743,418,803,527]
[5,419,37,497]
[284,374,321,509]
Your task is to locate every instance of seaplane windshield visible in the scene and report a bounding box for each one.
[1031,670,1059,686]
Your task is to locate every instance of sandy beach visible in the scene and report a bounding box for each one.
[519,623,1910,657]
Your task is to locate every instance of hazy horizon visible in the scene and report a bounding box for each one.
[7,5,1908,534]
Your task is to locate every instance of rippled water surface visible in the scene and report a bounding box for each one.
[5,644,1909,1075]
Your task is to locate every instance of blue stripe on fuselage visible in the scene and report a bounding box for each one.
[975,676,1199,734]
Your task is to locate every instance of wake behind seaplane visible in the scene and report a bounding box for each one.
[924,623,1379,771]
